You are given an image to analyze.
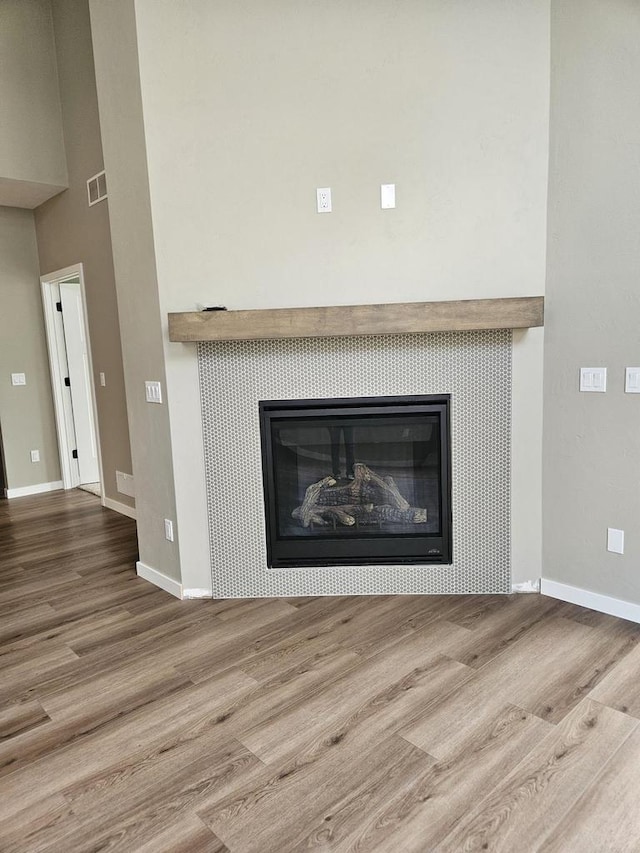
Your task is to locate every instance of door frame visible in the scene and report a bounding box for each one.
[41,263,104,498]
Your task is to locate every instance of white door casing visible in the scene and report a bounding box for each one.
[41,264,103,494]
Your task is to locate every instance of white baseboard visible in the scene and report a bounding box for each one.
[512,579,541,594]
[182,587,212,599]
[541,578,640,625]
[103,496,137,520]
[136,561,182,599]
[5,480,64,499]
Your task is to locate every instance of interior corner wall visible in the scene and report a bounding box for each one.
[0,207,60,490]
[89,0,180,583]
[543,0,640,604]
[0,0,67,199]
[34,0,134,510]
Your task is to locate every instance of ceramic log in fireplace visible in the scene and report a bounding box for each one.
[259,395,452,568]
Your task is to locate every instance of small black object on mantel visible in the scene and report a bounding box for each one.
[202,306,228,312]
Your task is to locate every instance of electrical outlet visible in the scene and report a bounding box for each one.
[316,187,332,213]
[11,373,26,386]
[99,372,106,387]
[164,518,174,542]
[30,450,40,463]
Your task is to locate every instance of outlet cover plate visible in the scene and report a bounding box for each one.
[145,380,162,404]
[607,527,624,554]
[625,367,640,393]
[381,183,396,209]
[316,187,332,213]
[164,518,174,542]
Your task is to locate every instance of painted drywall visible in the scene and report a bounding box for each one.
[0,207,60,490]
[128,0,549,589]
[136,0,549,308]
[0,0,67,206]
[512,326,544,585]
[543,0,640,604]
[88,1,549,590]
[89,0,180,581]
[34,0,134,510]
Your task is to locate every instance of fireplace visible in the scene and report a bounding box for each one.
[259,395,451,568]
[198,331,510,597]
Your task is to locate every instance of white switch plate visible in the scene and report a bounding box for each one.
[381,183,396,209]
[625,367,640,393]
[99,372,106,387]
[164,518,174,542]
[316,187,332,213]
[11,373,26,386]
[145,380,162,404]
[30,450,40,463]
[580,367,607,393]
[607,527,624,554]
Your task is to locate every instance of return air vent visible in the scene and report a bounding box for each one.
[87,170,107,206]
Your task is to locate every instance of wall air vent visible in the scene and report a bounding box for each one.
[87,170,107,206]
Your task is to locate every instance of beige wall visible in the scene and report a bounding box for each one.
[0,207,60,490]
[89,0,180,580]
[90,0,549,589]
[34,0,134,509]
[136,0,549,310]
[133,0,548,589]
[543,0,640,604]
[0,0,67,206]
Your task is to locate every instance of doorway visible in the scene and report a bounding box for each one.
[41,264,103,497]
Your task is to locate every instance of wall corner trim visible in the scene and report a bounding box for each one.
[102,496,136,520]
[136,561,183,599]
[5,481,64,499]
[541,578,640,625]
[182,587,212,599]
[512,579,541,593]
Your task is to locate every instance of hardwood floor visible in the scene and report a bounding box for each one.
[1,490,639,852]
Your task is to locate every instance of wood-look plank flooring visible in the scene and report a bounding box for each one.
[1,490,640,852]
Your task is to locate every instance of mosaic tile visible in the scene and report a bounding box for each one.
[198,331,511,596]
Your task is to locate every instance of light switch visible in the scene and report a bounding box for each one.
[99,372,106,387]
[11,373,26,386]
[607,528,624,555]
[145,380,162,404]
[580,367,607,393]
[381,184,396,209]
[625,367,640,393]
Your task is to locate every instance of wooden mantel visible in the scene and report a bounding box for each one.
[168,296,544,343]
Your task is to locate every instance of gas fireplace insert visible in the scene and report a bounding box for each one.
[259,395,452,568]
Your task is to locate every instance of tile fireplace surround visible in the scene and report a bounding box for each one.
[197,329,512,597]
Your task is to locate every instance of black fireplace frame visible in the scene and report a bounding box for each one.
[259,394,452,568]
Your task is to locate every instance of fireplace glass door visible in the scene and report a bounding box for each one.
[259,395,451,568]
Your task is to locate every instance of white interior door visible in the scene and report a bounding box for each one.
[59,282,100,484]
[50,283,81,486]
